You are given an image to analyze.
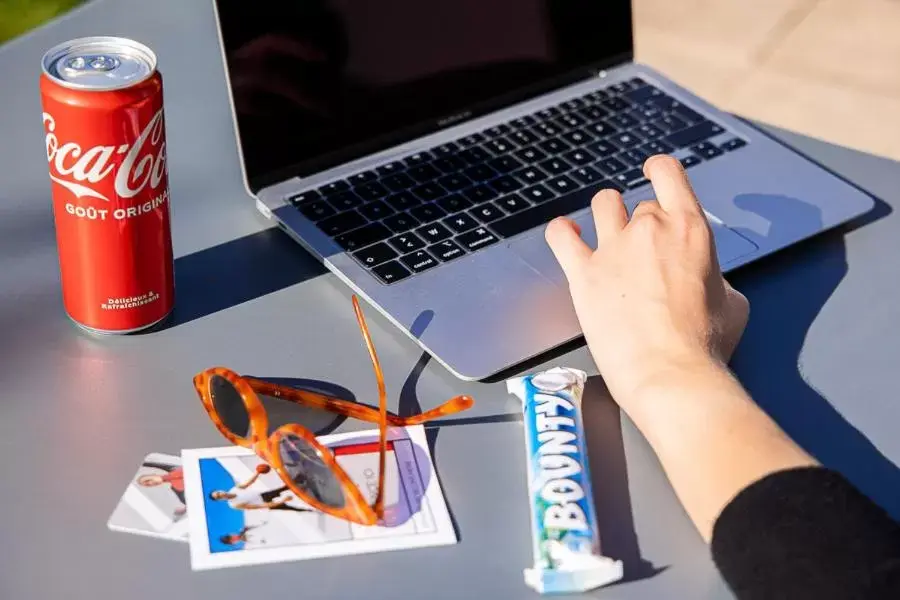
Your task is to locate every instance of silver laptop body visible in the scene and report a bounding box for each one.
[214,1,874,380]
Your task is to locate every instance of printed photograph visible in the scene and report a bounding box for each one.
[107,453,190,541]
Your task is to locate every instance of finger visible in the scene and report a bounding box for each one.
[630,199,660,221]
[545,217,592,279]
[643,155,702,216]
[591,188,628,247]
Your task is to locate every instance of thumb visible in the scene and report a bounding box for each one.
[545,217,591,282]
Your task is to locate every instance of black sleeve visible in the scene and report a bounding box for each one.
[711,467,900,599]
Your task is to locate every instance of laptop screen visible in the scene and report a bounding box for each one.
[214,0,633,191]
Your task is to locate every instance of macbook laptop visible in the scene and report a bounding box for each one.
[212,0,874,380]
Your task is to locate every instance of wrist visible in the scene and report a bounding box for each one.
[610,350,731,410]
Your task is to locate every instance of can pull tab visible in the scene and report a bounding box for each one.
[62,54,121,76]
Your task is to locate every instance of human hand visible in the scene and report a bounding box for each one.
[545,155,749,404]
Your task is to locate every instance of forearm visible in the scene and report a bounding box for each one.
[620,358,817,541]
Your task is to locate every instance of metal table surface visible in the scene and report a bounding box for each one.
[2,1,899,598]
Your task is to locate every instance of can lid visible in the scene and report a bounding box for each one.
[41,36,157,91]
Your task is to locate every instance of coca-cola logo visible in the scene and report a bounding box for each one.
[43,109,167,203]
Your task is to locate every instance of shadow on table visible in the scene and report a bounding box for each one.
[161,227,325,329]
[729,192,900,518]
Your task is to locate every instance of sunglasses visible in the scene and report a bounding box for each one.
[193,295,474,525]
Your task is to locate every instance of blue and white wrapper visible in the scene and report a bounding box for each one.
[508,367,624,594]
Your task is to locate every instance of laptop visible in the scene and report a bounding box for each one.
[212,0,874,380]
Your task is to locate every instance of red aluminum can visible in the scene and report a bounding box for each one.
[40,37,174,334]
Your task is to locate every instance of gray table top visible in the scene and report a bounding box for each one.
[3,1,900,598]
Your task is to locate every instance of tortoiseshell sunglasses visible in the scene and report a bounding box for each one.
[193,295,473,525]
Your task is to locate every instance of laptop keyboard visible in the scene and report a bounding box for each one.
[289,77,748,285]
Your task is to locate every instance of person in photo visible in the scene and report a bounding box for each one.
[209,468,313,514]
[138,462,187,518]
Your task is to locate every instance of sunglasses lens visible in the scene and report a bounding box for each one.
[209,375,250,438]
[278,433,346,509]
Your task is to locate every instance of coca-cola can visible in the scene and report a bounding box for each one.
[40,37,174,334]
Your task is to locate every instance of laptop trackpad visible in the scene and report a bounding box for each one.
[511,212,758,286]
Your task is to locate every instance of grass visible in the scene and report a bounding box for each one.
[0,0,86,45]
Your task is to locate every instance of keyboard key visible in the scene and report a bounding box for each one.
[521,184,555,204]
[610,132,644,149]
[571,166,603,185]
[335,223,391,251]
[358,200,394,221]
[319,210,367,236]
[510,129,540,146]
[438,173,473,191]
[586,139,617,157]
[489,175,524,195]
[537,106,562,120]
[513,166,549,185]
[563,148,595,166]
[355,181,390,201]
[607,113,639,129]
[407,164,442,183]
[437,194,473,213]
[673,104,704,124]
[578,105,609,121]
[383,211,420,233]
[534,122,562,138]
[638,123,665,140]
[612,168,649,190]
[372,260,410,284]
[410,203,447,223]
[443,212,479,233]
[587,89,610,102]
[385,191,420,212]
[458,133,486,147]
[680,154,702,169]
[497,193,530,213]
[470,202,505,223]
[353,242,397,268]
[628,77,647,88]
[609,82,630,95]
[722,138,747,152]
[377,161,404,175]
[457,227,499,251]
[488,155,524,174]
[328,191,364,211]
[404,151,434,166]
[491,184,603,239]
[463,164,498,182]
[389,232,426,253]
[586,121,617,138]
[382,173,417,192]
[654,114,687,133]
[561,98,587,111]
[646,94,679,112]
[556,114,585,129]
[416,222,453,244]
[538,157,573,176]
[297,200,336,221]
[319,180,350,196]
[349,171,377,185]
[400,250,439,273]
[691,141,724,160]
[512,115,538,128]
[289,190,320,205]
[462,185,499,204]
[625,85,663,104]
[485,124,512,137]
[458,146,492,165]
[412,183,447,202]
[514,146,548,163]
[621,147,651,167]
[642,139,674,156]
[547,175,577,195]
[665,120,725,149]
[596,157,627,175]
[561,130,594,146]
[538,137,573,154]
[485,138,516,155]
[432,156,467,174]
[432,141,460,156]
[630,105,661,122]
[600,97,630,112]
[430,239,466,262]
